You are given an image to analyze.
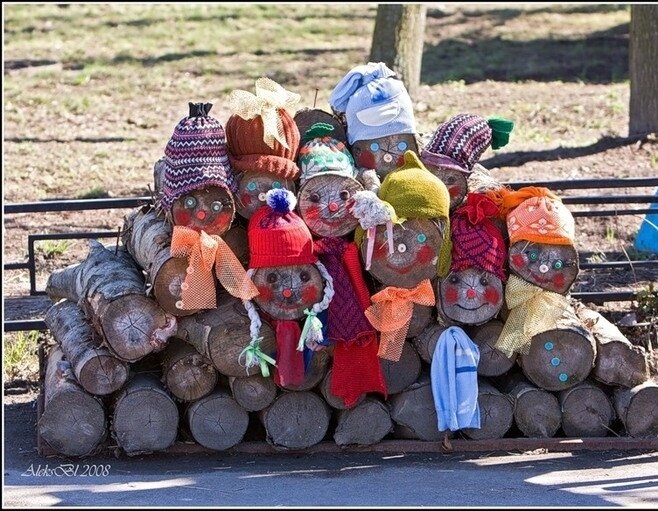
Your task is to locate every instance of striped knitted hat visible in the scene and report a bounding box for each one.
[421,113,514,175]
[297,123,356,185]
[450,193,507,281]
[161,102,237,211]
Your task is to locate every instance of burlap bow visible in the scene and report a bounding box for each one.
[229,77,300,150]
[495,274,570,357]
[365,279,436,362]
[170,226,259,310]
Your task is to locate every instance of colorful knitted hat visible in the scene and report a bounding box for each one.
[247,189,317,269]
[161,102,237,211]
[329,62,416,145]
[225,77,301,180]
[421,113,514,175]
[297,123,356,185]
[487,186,575,246]
[450,193,507,281]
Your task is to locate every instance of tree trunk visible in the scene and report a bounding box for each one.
[186,388,249,451]
[334,397,393,446]
[574,304,649,388]
[629,5,658,136]
[38,346,107,457]
[558,380,615,438]
[379,340,421,395]
[519,310,596,392]
[112,373,179,455]
[259,391,331,450]
[388,373,442,441]
[496,372,562,438]
[462,379,514,440]
[320,368,365,410]
[468,320,517,377]
[47,240,177,362]
[44,300,128,395]
[176,293,276,377]
[412,323,448,364]
[369,4,427,98]
[161,338,218,402]
[614,379,658,438]
[229,374,278,412]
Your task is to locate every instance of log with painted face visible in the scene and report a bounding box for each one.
[235,171,296,220]
[508,241,579,295]
[171,186,235,236]
[351,134,419,179]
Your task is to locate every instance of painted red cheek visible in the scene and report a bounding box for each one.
[304,205,321,221]
[511,254,526,268]
[484,286,501,305]
[445,286,458,304]
[257,286,273,301]
[356,151,376,169]
[553,273,566,289]
[207,212,232,231]
[173,210,192,226]
[241,194,252,206]
[301,285,320,304]
[416,245,435,265]
[396,154,405,166]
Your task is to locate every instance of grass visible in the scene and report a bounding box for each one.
[3,331,40,382]
[36,240,72,259]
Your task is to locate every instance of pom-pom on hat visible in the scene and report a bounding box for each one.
[247,189,317,269]
[450,193,507,281]
[297,123,356,185]
[329,62,416,145]
[161,102,237,211]
[225,77,302,180]
[421,113,514,175]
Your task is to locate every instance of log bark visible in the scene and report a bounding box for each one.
[462,379,514,440]
[186,388,249,450]
[574,304,649,388]
[259,391,331,450]
[47,240,177,362]
[468,320,517,377]
[38,346,107,457]
[614,379,658,438]
[412,323,448,364]
[229,374,278,412]
[176,293,276,377]
[45,262,82,302]
[520,310,597,392]
[388,374,442,441]
[161,338,218,402]
[320,368,365,410]
[112,373,179,455]
[44,300,128,395]
[496,372,561,438]
[334,397,393,446]
[558,380,615,438]
[379,341,421,395]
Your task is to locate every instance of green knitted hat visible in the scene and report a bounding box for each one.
[378,150,452,276]
[297,122,356,185]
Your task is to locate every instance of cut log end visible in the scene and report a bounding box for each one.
[187,390,249,451]
[78,354,129,396]
[334,398,393,446]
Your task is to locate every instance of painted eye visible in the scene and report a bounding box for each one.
[449,275,459,284]
[184,196,197,209]
[339,190,350,201]
[528,250,539,262]
[553,260,563,270]
[211,201,223,213]
[272,181,282,189]
[266,273,278,284]
[445,176,457,185]
[310,192,320,203]
[370,142,380,151]
[247,181,257,191]
[299,271,310,283]
[397,141,408,151]
[417,233,427,243]
[480,276,489,286]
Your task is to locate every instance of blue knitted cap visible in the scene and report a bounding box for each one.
[329,62,416,145]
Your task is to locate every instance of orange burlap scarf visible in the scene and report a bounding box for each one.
[170,225,259,310]
[365,279,436,362]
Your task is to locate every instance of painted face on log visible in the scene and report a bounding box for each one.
[439,268,504,325]
[351,134,418,178]
[171,186,235,236]
[253,264,324,320]
[424,165,468,211]
[363,218,445,288]
[236,171,295,220]
[509,241,579,294]
[298,175,362,237]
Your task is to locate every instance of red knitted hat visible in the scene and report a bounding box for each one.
[248,189,317,268]
[450,193,507,281]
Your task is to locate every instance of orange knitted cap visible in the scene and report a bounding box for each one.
[507,194,575,246]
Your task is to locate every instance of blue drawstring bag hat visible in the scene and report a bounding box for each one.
[430,326,481,432]
[329,62,416,146]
